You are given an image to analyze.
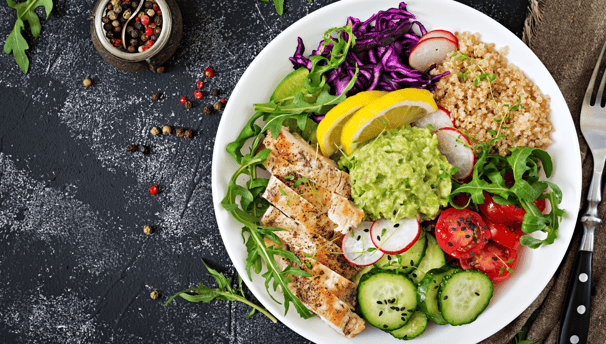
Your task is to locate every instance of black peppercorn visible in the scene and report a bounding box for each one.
[134,21,143,30]
[184,101,193,109]
[127,46,135,53]
[113,26,122,33]
[184,130,194,139]
[154,16,162,25]
[141,146,151,155]
[154,27,161,35]
[129,38,138,46]
[210,88,220,97]
[176,128,185,138]
[130,30,139,39]
[150,35,158,41]
[152,92,162,101]
[106,31,115,39]
[121,1,129,8]
[131,1,138,9]
[140,34,148,43]
[144,1,153,9]
[213,101,223,111]
[119,16,126,23]
[102,16,110,23]
[127,144,139,152]
[104,22,113,31]
[106,3,113,11]
[203,106,212,115]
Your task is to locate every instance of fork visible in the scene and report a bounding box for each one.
[557,39,606,344]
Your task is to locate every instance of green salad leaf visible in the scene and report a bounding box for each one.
[4,0,53,73]
[165,259,278,323]
[448,136,565,249]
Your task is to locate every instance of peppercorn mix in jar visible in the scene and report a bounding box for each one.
[101,0,164,53]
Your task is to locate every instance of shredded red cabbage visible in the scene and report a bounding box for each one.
[289,2,449,100]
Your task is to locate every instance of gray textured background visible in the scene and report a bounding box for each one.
[0,0,527,342]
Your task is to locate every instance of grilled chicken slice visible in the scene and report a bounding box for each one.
[263,128,351,198]
[262,176,337,240]
[265,238,357,308]
[327,193,365,235]
[260,206,360,280]
[288,273,366,338]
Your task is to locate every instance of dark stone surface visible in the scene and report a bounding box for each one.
[0,0,527,343]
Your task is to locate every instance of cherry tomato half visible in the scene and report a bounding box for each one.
[485,218,523,250]
[479,192,547,225]
[435,208,490,259]
[460,240,518,283]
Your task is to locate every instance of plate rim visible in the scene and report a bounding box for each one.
[211,0,582,343]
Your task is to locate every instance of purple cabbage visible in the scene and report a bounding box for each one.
[289,2,449,102]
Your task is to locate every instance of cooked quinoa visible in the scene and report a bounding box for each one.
[431,32,553,155]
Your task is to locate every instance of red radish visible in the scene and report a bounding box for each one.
[418,29,458,47]
[370,218,420,254]
[436,127,474,180]
[413,107,455,130]
[409,37,457,72]
[342,221,384,266]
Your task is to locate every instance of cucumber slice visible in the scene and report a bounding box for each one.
[270,67,320,104]
[376,231,427,272]
[358,273,418,330]
[389,310,428,340]
[439,270,494,325]
[352,265,376,285]
[417,265,461,325]
[409,233,446,284]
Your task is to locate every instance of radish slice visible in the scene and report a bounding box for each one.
[436,127,474,180]
[413,107,455,130]
[342,221,384,266]
[418,29,458,47]
[409,37,458,72]
[370,218,421,255]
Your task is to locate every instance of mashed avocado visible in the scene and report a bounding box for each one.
[339,126,454,222]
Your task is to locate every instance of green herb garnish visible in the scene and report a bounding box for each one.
[165,259,277,323]
[258,0,312,15]
[4,0,53,73]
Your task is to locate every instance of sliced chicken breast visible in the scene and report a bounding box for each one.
[328,193,365,235]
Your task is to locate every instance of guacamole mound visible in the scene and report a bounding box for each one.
[339,126,454,222]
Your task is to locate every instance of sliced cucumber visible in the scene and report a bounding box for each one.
[439,270,494,325]
[409,233,446,284]
[417,265,461,325]
[352,265,376,286]
[376,231,427,272]
[389,310,428,340]
[358,272,418,331]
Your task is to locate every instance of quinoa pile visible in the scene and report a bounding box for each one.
[431,32,553,155]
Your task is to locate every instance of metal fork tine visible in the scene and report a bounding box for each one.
[596,45,606,106]
[585,38,606,105]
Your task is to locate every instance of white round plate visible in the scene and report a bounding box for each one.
[211,0,582,343]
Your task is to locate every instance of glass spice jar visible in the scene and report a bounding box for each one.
[90,0,182,72]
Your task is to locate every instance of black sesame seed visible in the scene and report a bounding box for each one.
[469,251,474,255]
[451,227,457,231]
[383,325,388,328]
[412,273,417,278]
[364,228,369,232]
[356,235,361,241]
[482,226,488,230]
[492,257,498,261]
[466,217,472,223]
[408,309,413,313]
[465,234,471,238]
[459,217,465,222]
[410,260,414,266]
[475,292,480,296]
[387,256,392,261]
[434,285,439,289]
[389,299,395,304]
[448,242,453,246]
[377,301,382,304]
[473,236,478,242]
[461,226,467,231]
[394,223,400,228]
[484,238,488,243]
[401,317,405,321]
[379,311,383,316]
[457,221,462,226]
[377,235,381,241]
[506,225,511,230]
[390,306,396,310]
[444,295,448,300]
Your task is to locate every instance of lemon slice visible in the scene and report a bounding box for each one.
[317,90,387,157]
[341,88,438,154]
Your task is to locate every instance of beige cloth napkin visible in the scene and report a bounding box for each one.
[482,0,606,343]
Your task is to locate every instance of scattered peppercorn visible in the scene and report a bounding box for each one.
[213,101,223,111]
[210,88,220,97]
[126,144,139,152]
[176,127,185,138]
[184,100,193,109]
[196,80,204,89]
[203,106,212,115]
[149,185,159,195]
[162,125,171,135]
[156,66,165,73]
[141,145,151,155]
[83,78,92,88]
[151,92,162,101]
[194,90,203,99]
[150,291,160,299]
[179,96,187,104]
[150,127,160,135]
[220,98,226,104]
[204,67,214,77]
[143,225,153,235]
[184,129,194,138]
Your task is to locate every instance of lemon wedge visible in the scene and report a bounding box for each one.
[340,88,438,155]
[317,90,387,157]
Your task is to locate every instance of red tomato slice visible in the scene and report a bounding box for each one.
[435,208,490,259]
[479,192,547,225]
[485,218,523,250]
[460,240,518,283]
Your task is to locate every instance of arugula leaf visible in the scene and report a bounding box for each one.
[165,259,278,323]
[4,0,53,73]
